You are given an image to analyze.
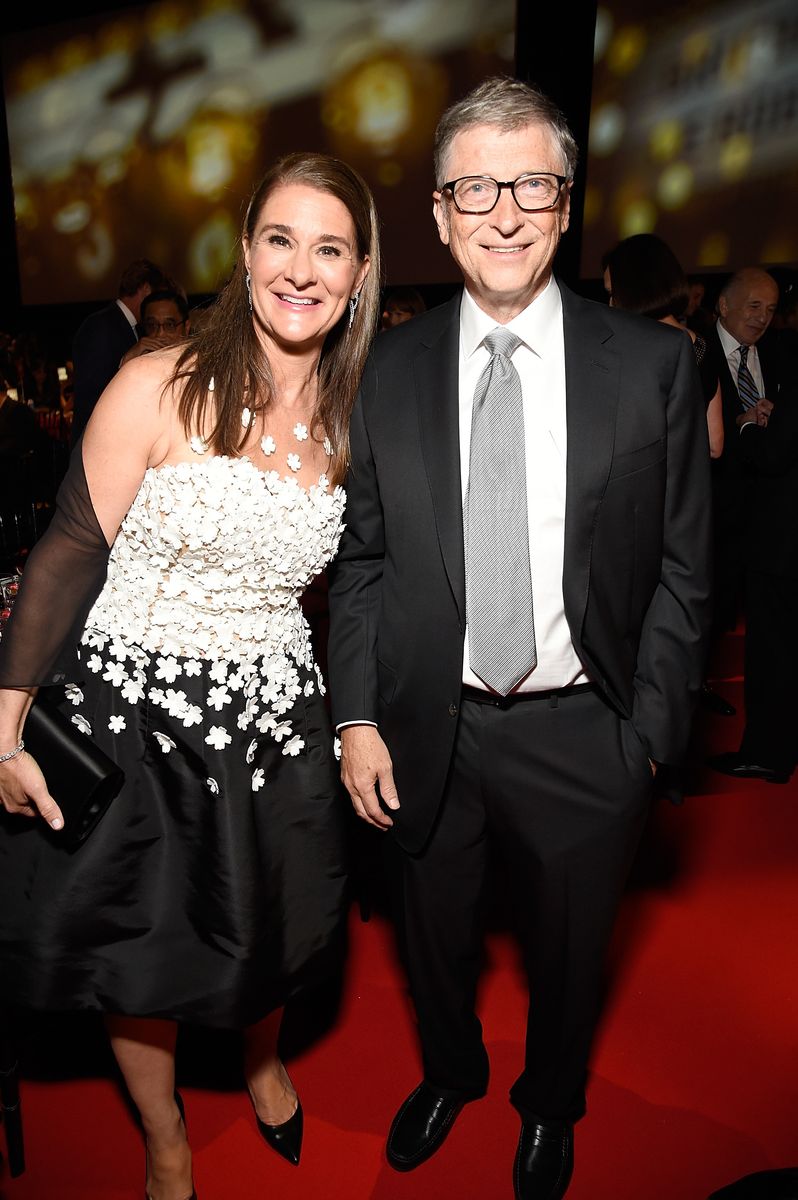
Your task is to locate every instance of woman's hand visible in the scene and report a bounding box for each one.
[0,752,64,830]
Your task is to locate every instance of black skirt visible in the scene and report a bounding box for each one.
[0,651,347,1029]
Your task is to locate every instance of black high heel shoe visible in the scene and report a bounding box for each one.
[145,1090,197,1200]
[253,1097,304,1167]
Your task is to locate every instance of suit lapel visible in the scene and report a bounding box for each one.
[415,294,466,624]
[559,283,620,633]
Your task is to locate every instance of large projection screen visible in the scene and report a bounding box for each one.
[3,0,515,305]
[582,0,798,278]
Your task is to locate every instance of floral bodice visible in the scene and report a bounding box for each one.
[74,456,345,758]
[87,457,343,662]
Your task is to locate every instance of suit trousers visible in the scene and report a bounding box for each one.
[740,569,798,773]
[396,686,652,1124]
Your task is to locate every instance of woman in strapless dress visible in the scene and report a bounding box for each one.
[0,151,379,1200]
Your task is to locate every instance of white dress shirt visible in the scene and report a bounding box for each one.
[459,279,588,693]
[716,320,766,397]
[116,299,138,339]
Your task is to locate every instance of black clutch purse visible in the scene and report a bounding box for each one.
[24,699,124,850]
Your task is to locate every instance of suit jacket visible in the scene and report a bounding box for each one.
[327,282,713,852]
[72,302,137,442]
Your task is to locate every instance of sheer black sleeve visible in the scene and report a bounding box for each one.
[0,441,111,687]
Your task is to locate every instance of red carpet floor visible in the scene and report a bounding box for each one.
[2,628,797,1198]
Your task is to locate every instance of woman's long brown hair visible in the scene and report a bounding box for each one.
[167,153,381,484]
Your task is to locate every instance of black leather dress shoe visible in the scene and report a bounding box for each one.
[699,683,736,716]
[707,752,789,784]
[386,1083,466,1171]
[514,1120,573,1200]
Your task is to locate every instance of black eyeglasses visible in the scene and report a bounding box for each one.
[441,173,568,214]
[142,317,185,335]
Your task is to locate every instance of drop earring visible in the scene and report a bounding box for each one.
[246,271,253,315]
[348,291,360,330]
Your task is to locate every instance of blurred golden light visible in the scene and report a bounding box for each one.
[657,162,693,209]
[590,103,625,157]
[619,199,657,238]
[649,120,683,161]
[719,133,752,180]
[98,20,138,57]
[189,211,238,291]
[377,161,403,187]
[41,83,83,131]
[97,157,128,187]
[698,232,730,267]
[186,119,239,196]
[355,63,414,148]
[323,49,446,165]
[85,128,131,161]
[722,39,750,83]
[146,2,190,39]
[594,8,613,63]
[582,184,602,226]
[75,221,115,281]
[54,38,93,75]
[14,192,36,226]
[681,30,711,66]
[14,60,50,93]
[761,236,795,264]
[53,200,91,234]
[607,26,646,75]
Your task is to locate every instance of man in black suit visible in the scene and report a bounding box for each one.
[709,268,780,633]
[709,373,798,782]
[71,258,166,442]
[328,78,711,1200]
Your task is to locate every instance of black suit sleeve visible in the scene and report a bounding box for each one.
[631,332,713,766]
[327,359,385,726]
[72,308,133,442]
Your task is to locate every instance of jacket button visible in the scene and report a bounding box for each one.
[448,703,458,716]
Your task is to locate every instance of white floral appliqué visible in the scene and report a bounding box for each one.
[205,726,232,751]
[79,455,346,754]
[293,423,308,442]
[71,714,92,736]
[153,732,176,754]
[190,435,209,455]
[287,453,301,473]
[251,768,265,792]
[261,436,276,456]
[108,715,126,733]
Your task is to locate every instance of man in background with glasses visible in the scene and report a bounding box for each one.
[120,288,192,366]
[329,76,711,1200]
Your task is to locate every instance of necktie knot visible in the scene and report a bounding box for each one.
[738,344,749,367]
[484,327,522,360]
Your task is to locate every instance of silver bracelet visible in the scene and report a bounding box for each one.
[0,740,24,764]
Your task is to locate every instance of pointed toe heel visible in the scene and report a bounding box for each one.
[255,1099,303,1166]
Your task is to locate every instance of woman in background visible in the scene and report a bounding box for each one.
[602,233,724,458]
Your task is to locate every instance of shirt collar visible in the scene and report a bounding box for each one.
[459,275,561,360]
[116,298,137,330]
[716,319,752,359]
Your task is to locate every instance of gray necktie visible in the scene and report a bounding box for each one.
[465,327,536,696]
[737,344,760,411]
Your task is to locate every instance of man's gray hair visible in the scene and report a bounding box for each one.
[434,76,579,188]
